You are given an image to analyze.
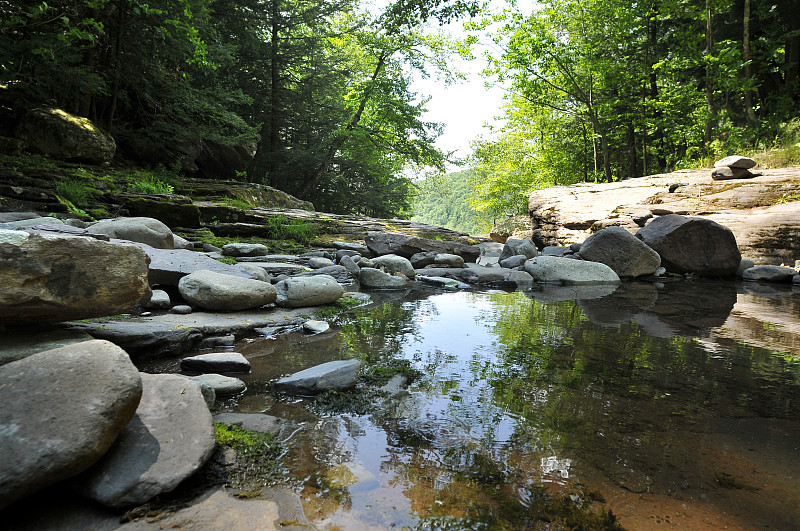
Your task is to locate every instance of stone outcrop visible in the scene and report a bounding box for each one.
[178,270,277,311]
[527,168,800,265]
[75,373,215,508]
[14,107,116,163]
[0,340,142,510]
[635,214,741,276]
[579,226,661,277]
[359,267,410,289]
[0,229,151,324]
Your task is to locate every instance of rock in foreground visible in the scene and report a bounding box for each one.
[0,340,142,510]
[179,270,277,311]
[0,230,151,324]
[75,373,215,508]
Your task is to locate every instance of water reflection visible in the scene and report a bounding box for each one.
[219,281,800,530]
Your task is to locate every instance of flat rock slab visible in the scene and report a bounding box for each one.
[303,320,330,334]
[183,373,246,396]
[240,262,309,276]
[273,359,361,395]
[133,245,266,286]
[0,340,142,510]
[66,307,310,358]
[181,352,251,373]
[75,373,215,508]
[0,328,94,367]
[742,265,798,282]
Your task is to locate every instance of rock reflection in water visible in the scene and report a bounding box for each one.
[219,282,800,530]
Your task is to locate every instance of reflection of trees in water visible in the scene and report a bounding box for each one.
[480,287,800,495]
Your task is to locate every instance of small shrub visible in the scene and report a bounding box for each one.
[55,178,95,207]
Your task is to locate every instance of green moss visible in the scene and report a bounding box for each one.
[214,423,284,489]
[311,297,364,319]
[217,256,238,265]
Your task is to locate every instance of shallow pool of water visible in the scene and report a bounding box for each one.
[190,280,800,529]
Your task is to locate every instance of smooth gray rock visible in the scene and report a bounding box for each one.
[213,413,293,435]
[171,304,193,314]
[179,270,277,311]
[0,340,142,510]
[506,270,534,285]
[714,155,757,169]
[172,234,195,250]
[181,352,251,373]
[711,166,751,180]
[415,275,469,289]
[339,254,361,275]
[273,359,361,395]
[736,258,756,276]
[274,275,344,308]
[460,266,515,286]
[222,242,269,257]
[433,253,465,268]
[303,320,330,334]
[144,289,171,310]
[197,334,236,349]
[336,249,362,262]
[524,256,621,285]
[75,373,215,508]
[499,238,539,262]
[241,262,309,276]
[235,263,270,282]
[177,376,216,408]
[0,230,151,324]
[330,241,371,255]
[297,265,353,284]
[359,267,409,289]
[410,251,438,268]
[139,246,266,286]
[414,267,465,279]
[88,217,174,249]
[371,254,416,277]
[358,257,376,268]
[579,226,661,277]
[2,216,64,228]
[741,265,798,283]
[635,214,741,276]
[499,254,528,269]
[184,373,246,396]
[0,328,94,367]
[541,246,570,256]
[309,256,335,269]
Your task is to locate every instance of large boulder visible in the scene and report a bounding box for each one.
[140,246,267,286]
[524,256,621,285]
[578,226,661,277]
[273,359,361,395]
[15,107,116,163]
[75,373,215,508]
[0,230,151,324]
[365,232,480,262]
[0,340,142,510]
[359,267,410,289]
[178,270,277,311]
[635,214,741,276]
[371,254,416,277]
[88,217,175,249]
[274,275,344,308]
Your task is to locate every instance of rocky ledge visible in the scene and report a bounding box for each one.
[524,167,800,265]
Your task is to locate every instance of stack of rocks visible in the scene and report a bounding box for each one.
[711,155,757,180]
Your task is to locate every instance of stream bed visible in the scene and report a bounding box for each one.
[156,279,800,530]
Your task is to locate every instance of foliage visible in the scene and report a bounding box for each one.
[467,0,800,208]
[410,169,490,235]
[262,215,315,243]
[311,296,365,320]
[55,178,95,207]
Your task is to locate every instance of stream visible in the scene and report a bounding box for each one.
[152,279,800,530]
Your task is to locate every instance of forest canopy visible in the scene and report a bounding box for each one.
[1,0,798,223]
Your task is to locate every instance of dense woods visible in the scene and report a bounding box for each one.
[1,0,798,223]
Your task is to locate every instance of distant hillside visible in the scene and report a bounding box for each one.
[410,170,489,236]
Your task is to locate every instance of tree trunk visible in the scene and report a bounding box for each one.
[743,0,758,125]
[268,0,281,187]
[704,0,716,152]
